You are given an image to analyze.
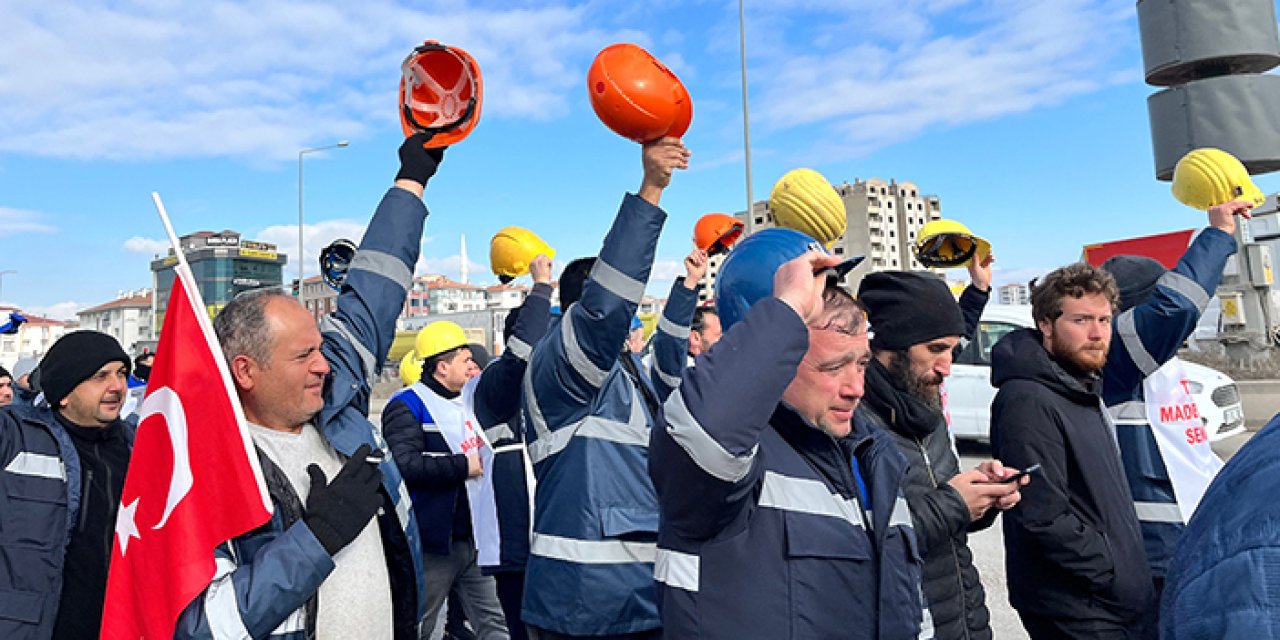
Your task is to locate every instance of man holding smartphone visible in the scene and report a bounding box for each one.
[855,270,1026,640]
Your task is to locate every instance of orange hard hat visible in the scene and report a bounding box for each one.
[587,43,693,143]
[693,213,745,256]
[400,41,483,149]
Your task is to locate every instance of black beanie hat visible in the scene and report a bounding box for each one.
[857,271,965,351]
[40,331,130,408]
[1101,255,1166,313]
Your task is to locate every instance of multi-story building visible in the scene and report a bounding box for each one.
[77,289,154,354]
[485,283,529,310]
[295,275,340,322]
[998,283,1031,306]
[150,230,287,329]
[421,275,486,314]
[0,306,76,369]
[721,177,944,296]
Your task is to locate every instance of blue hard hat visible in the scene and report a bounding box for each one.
[715,228,864,331]
[630,316,644,331]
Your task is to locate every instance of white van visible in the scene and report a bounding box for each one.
[945,304,1246,442]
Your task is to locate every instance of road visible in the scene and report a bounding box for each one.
[958,430,1254,639]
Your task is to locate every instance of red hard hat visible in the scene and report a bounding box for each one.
[694,213,745,256]
[587,43,693,143]
[400,41,483,149]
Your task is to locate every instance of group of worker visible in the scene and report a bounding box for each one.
[0,125,1272,640]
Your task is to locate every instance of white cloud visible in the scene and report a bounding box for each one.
[123,236,171,255]
[748,0,1133,158]
[254,219,369,274]
[0,207,57,236]
[0,1,641,162]
[27,301,82,321]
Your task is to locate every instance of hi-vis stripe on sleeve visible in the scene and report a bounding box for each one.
[1159,271,1211,312]
[657,314,690,340]
[320,315,377,382]
[506,336,532,362]
[1116,311,1160,377]
[663,389,757,482]
[758,471,865,529]
[527,394,648,464]
[531,533,656,565]
[205,555,253,640]
[590,259,646,304]
[4,452,66,481]
[349,249,413,291]
[653,362,683,390]
[561,314,610,387]
[1134,501,1184,524]
[655,548,700,592]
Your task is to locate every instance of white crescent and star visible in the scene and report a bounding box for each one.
[113,386,195,556]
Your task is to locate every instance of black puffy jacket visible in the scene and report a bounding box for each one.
[990,328,1153,623]
[857,360,993,640]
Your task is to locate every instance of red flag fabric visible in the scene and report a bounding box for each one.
[101,264,273,639]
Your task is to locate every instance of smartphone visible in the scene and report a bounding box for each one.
[1001,463,1041,484]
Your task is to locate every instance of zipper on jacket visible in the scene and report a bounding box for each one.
[916,436,973,640]
[78,468,94,533]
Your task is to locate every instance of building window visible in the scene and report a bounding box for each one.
[889,230,895,238]
[834,246,844,255]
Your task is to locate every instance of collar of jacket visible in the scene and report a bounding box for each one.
[861,357,944,440]
[422,374,460,400]
[771,403,858,499]
[992,328,1100,404]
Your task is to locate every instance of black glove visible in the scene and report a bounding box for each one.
[395,132,446,186]
[303,444,385,556]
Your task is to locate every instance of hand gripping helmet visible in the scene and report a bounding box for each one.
[399,350,422,386]
[415,321,469,360]
[768,168,848,247]
[400,41,483,149]
[1171,147,1265,211]
[715,228,864,331]
[319,238,359,291]
[587,43,692,143]
[914,219,991,269]
[490,227,556,284]
[693,213,745,257]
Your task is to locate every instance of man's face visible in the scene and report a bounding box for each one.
[628,327,646,354]
[435,347,475,393]
[689,314,723,356]
[1039,292,1113,374]
[59,361,128,427]
[881,337,960,411]
[0,375,12,406]
[782,326,871,438]
[237,298,331,431]
[465,356,482,379]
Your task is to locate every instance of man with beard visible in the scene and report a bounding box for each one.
[856,271,1024,640]
[990,264,1154,639]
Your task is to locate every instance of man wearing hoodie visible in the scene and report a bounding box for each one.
[855,270,1023,640]
[990,264,1154,639]
[10,356,40,408]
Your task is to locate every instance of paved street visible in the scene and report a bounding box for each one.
[958,430,1255,639]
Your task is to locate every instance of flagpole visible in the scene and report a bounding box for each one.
[149,192,272,508]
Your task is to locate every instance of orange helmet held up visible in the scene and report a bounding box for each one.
[400,41,483,148]
[587,43,693,143]
[693,213,745,257]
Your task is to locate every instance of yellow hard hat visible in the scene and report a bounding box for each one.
[1171,148,1266,211]
[491,227,556,284]
[768,168,847,246]
[914,219,991,268]
[399,350,422,386]
[415,321,468,360]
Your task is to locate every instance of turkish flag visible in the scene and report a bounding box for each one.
[101,262,273,639]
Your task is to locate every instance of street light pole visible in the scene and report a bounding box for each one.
[0,270,15,303]
[298,141,350,297]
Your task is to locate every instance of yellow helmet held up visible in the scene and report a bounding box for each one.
[491,227,556,284]
[1171,148,1266,211]
[769,168,847,246]
[415,321,468,360]
[399,350,422,386]
[914,219,991,269]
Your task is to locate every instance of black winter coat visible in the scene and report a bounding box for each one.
[858,360,994,640]
[989,328,1153,623]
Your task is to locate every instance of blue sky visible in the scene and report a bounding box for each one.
[3,0,1276,319]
